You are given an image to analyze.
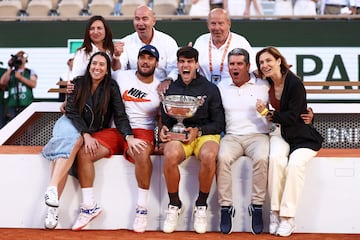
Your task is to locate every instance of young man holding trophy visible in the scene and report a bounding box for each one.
[159,46,225,234]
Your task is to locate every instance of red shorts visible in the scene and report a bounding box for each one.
[123,128,155,164]
[91,128,154,162]
[92,128,124,158]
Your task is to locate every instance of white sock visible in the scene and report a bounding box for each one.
[81,187,95,206]
[137,187,149,209]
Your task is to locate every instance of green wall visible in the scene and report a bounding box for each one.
[1,19,360,47]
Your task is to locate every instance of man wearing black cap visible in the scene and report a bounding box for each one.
[72,45,161,232]
[159,46,225,234]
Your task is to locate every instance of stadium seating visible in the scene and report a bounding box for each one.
[57,0,86,16]
[152,0,178,15]
[0,0,22,17]
[26,0,55,16]
[120,0,147,16]
[88,0,114,16]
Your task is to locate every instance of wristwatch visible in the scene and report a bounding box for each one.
[197,127,202,137]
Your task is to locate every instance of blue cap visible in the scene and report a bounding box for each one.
[138,44,159,61]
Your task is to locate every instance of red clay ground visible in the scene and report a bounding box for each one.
[0,229,360,240]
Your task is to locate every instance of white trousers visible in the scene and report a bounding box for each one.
[268,134,317,217]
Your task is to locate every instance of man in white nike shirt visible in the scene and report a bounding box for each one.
[115,44,161,233]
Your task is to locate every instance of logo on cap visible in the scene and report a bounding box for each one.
[138,44,159,61]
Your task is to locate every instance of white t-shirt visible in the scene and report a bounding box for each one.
[72,43,112,78]
[60,70,73,82]
[217,72,269,135]
[120,29,179,82]
[193,32,256,85]
[115,70,161,130]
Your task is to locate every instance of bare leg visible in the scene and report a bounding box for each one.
[163,141,185,193]
[197,141,218,193]
[77,144,110,188]
[252,0,264,15]
[129,145,153,190]
[49,137,83,191]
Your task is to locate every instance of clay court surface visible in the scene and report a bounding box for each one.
[0,229,359,240]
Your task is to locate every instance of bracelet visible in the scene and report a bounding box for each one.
[260,108,269,116]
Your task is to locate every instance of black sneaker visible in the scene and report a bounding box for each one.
[248,204,263,234]
[220,206,235,234]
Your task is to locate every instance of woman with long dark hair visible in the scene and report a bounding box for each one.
[42,52,145,230]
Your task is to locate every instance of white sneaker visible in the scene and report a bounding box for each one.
[163,205,183,233]
[44,187,59,207]
[269,211,280,235]
[276,218,296,237]
[72,203,102,230]
[193,206,207,234]
[44,207,58,229]
[133,206,148,233]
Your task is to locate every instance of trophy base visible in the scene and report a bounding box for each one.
[166,131,189,142]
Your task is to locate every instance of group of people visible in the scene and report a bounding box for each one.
[188,0,360,16]
[0,51,37,129]
[189,0,264,17]
[40,5,323,237]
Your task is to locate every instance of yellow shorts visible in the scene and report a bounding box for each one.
[182,134,221,159]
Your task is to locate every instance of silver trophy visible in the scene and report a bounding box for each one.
[162,95,205,141]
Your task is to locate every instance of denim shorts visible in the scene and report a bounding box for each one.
[41,115,81,161]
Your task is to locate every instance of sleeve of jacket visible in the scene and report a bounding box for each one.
[65,78,91,134]
[201,84,225,135]
[110,81,133,139]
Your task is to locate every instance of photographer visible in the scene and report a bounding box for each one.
[0,65,6,129]
[0,51,37,122]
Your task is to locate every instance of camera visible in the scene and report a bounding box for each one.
[8,54,23,69]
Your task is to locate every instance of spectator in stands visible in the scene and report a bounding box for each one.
[321,0,351,14]
[62,15,120,112]
[293,0,319,15]
[273,0,293,15]
[118,5,178,85]
[159,46,225,234]
[244,0,263,16]
[41,52,145,230]
[58,53,74,102]
[227,0,263,16]
[350,0,360,13]
[189,0,210,16]
[210,0,227,9]
[0,66,7,129]
[255,46,323,237]
[216,48,269,235]
[71,45,161,232]
[0,51,37,122]
[192,8,256,85]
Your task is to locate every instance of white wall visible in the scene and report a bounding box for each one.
[1,153,360,233]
